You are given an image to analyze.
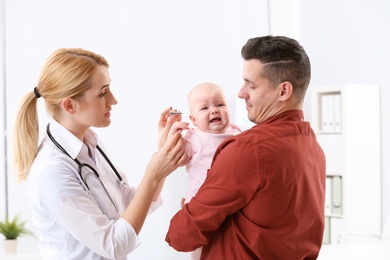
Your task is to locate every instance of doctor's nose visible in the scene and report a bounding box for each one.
[108,91,118,106]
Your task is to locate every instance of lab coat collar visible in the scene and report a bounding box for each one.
[48,120,98,160]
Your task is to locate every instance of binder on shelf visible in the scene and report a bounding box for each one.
[321,94,331,132]
[325,177,332,215]
[323,217,331,244]
[331,176,342,215]
[320,93,342,133]
[333,93,341,132]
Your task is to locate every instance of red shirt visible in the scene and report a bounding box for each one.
[166,110,326,260]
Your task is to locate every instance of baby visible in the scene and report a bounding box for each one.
[169,82,241,259]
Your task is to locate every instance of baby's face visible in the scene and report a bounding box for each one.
[189,88,230,134]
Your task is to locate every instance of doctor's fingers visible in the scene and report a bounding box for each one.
[158,107,181,130]
[158,108,181,149]
[163,133,185,161]
[164,130,183,147]
[151,138,185,179]
[177,148,189,167]
[170,137,186,162]
[158,107,171,130]
[158,108,173,149]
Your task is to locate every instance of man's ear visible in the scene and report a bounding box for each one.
[189,115,197,126]
[61,97,76,114]
[278,82,293,101]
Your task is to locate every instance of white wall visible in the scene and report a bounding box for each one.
[1,0,268,259]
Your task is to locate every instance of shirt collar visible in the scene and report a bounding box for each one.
[48,120,98,159]
[261,110,304,125]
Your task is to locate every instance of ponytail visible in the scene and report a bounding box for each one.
[13,90,40,181]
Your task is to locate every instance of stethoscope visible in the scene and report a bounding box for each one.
[46,123,129,215]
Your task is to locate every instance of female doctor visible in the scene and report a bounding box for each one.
[12,48,185,259]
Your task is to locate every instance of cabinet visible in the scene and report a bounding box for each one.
[311,84,381,244]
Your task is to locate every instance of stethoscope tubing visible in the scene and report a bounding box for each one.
[46,123,128,190]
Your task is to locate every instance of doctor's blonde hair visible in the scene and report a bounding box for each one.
[12,48,109,181]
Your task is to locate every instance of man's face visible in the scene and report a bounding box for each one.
[237,59,281,124]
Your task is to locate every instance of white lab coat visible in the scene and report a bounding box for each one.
[26,120,162,260]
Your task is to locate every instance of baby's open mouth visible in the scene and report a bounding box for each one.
[210,118,221,123]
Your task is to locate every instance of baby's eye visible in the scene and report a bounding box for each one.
[201,106,208,110]
[217,103,226,107]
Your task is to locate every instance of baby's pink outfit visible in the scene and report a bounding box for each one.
[183,124,240,260]
[183,125,241,204]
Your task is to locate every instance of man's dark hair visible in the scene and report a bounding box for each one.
[241,35,311,102]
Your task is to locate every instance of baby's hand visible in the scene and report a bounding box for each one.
[167,121,190,140]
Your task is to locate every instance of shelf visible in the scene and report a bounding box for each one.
[311,84,381,245]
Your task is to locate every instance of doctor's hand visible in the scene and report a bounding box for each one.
[167,121,191,167]
[158,107,182,149]
[147,130,186,181]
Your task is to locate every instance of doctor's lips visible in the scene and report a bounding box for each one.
[169,110,182,117]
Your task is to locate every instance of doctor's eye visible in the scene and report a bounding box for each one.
[99,88,108,97]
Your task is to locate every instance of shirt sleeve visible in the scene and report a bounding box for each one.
[165,138,262,251]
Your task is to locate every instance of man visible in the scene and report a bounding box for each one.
[166,35,326,259]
